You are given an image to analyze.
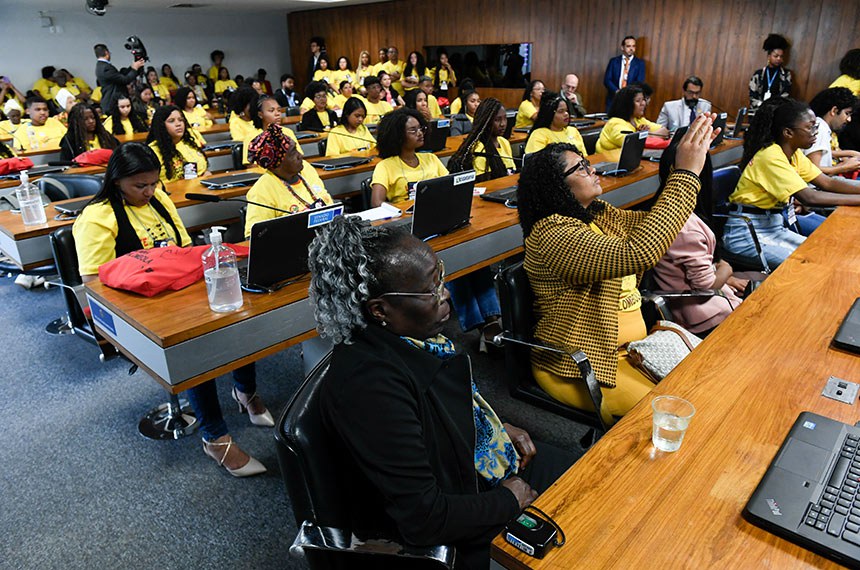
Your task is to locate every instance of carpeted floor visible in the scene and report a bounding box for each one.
[0,273,591,569]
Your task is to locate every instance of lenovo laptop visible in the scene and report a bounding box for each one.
[591,131,648,176]
[387,171,475,240]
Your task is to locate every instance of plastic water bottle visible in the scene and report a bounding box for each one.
[16,171,46,226]
[202,226,243,312]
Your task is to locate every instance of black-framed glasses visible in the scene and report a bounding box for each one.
[379,260,446,305]
[563,159,594,178]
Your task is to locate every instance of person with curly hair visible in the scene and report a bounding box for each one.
[805,87,860,177]
[226,86,257,141]
[829,49,860,96]
[518,115,717,421]
[595,85,668,160]
[298,81,338,131]
[524,91,587,156]
[59,102,118,161]
[307,215,575,570]
[448,97,515,181]
[146,105,210,182]
[401,51,428,92]
[103,95,148,136]
[749,33,792,109]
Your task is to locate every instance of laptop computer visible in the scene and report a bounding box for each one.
[294,132,318,140]
[419,118,451,152]
[199,172,261,190]
[833,298,860,354]
[591,131,648,176]
[728,107,748,139]
[570,119,596,129]
[710,112,728,148]
[387,171,476,240]
[642,126,689,162]
[744,411,860,568]
[309,156,372,171]
[54,197,94,216]
[503,110,517,139]
[241,203,344,292]
[0,164,68,180]
[480,185,518,206]
[201,140,241,152]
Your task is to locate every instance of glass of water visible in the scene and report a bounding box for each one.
[651,395,696,452]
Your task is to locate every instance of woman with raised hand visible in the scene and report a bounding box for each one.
[146,105,210,182]
[524,91,587,156]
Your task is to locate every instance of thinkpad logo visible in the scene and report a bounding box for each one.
[766,498,782,516]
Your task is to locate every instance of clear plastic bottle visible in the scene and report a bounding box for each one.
[201,226,243,312]
[16,171,47,226]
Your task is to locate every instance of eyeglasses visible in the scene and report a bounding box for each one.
[312,93,328,100]
[405,125,428,135]
[792,123,819,137]
[379,260,446,305]
[563,159,594,178]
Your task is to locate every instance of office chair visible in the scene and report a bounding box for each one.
[285,106,302,117]
[275,352,456,569]
[638,269,731,329]
[582,130,600,156]
[230,143,246,171]
[360,177,373,211]
[711,165,771,274]
[38,174,102,201]
[317,138,328,156]
[495,261,609,447]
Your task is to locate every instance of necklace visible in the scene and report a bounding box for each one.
[277,172,326,211]
[126,200,175,247]
[398,155,425,199]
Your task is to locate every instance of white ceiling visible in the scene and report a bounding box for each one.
[5,0,385,14]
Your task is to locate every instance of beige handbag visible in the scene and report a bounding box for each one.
[626,320,702,382]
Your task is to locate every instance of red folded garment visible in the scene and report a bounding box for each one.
[644,136,670,149]
[98,243,249,297]
[74,148,113,166]
[0,157,35,175]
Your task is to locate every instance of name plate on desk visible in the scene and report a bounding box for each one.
[89,298,116,336]
[308,205,343,229]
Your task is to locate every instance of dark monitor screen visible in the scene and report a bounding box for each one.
[423,43,533,89]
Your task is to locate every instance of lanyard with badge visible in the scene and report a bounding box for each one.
[763,67,778,101]
[280,173,326,212]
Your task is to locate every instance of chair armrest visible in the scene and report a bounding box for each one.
[712,212,771,274]
[492,333,609,436]
[290,521,456,569]
[44,280,89,308]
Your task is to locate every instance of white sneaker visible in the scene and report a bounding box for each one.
[14,274,35,289]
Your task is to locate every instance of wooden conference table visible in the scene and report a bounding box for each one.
[82,138,742,393]
[491,205,860,568]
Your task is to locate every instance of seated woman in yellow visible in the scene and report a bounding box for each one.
[134,85,158,126]
[104,95,149,136]
[227,86,257,141]
[325,97,376,156]
[146,68,171,105]
[12,96,67,151]
[515,80,544,129]
[449,97,516,180]
[517,116,716,421]
[358,76,393,124]
[312,55,335,88]
[1,98,25,138]
[146,105,210,182]
[59,103,119,161]
[403,89,433,123]
[214,67,238,96]
[241,94,303,164]
[243,124,333,238]
[299,82,338,132]
[330,56,355,91]
[370,107,448,207]
[159,64,180,93]
[331,81,355,110]
[175,86,213,134]
[596,85,668,161]
[74,141,269,478]
[524,91,587,156]
[419,76,443,118]
[830,49,860,96]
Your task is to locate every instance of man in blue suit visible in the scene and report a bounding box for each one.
[603,36,645,112]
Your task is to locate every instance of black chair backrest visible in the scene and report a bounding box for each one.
[360,177,372,211]
[582,130,600,155]
[497,261,539,394]
[317,138,328,156]
[285,106,302,117]
[39,174,103,200]
[49,227,89,331]
[231,143,245,171]
[712,165,741,207]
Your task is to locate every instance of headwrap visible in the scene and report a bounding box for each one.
[247,123,295,170]
[3,98,22,115]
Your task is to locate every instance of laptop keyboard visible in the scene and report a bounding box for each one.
[805,433,860,545]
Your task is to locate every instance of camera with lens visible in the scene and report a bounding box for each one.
[124,35,149,62]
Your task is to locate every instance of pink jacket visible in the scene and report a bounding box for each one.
[652,214,742,333]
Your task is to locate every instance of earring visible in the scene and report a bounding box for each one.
[380,320,387,327]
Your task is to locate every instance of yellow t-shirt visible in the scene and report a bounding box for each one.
[148,139,209,183]
[729,143,822,209]
[313,69,334,86]
[13,118,67,151]
[449,97,463,115]
[151,83,171,102]
[228,112,256,141]
[0,120,24,137]
[214,79,238,94]
[432,67,457,89]
[103,116,135,136]
[331,69,356,90]
[472,138,516,177]
[358,97,393,124]
[331,94,349,109]
[525,127,587,157]
[356,66,374,87]
[325,124,376,156]
[381,60,407,93]
[242,125,303,164]
[32,78,56,100]
[244,164,332,237]
[829,75,860,96]
[208,65,220,81]
[49,83,81,102]
[72,189,192,276]
[427,94,443,119]
[159,76,179,92]
[515,100,538,129]
[371,153,449,203]
[73,77,91,93]
[182,106,213,129]
[90,86,102,103]
[595,117,661,160]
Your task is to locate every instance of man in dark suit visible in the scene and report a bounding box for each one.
[603,36,645,112]
[94,43,144,115]
[306,36,326,88]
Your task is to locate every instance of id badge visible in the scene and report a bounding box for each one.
[786,199,798,226]
[407,181,418,201]
[440,81,448,91]
[183,162,198,180]
[763,91,772,102]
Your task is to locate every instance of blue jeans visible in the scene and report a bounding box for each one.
[185,363,257,441]
[782,210,826,236]
[445,268,501,332]
[722,208,805,269]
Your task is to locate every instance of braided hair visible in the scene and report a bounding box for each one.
[526,90,564,145]
[145,105,203,181]
[64,102,118,156]
[308,215,417,344]
[109,96,148,135]
[448,97,507,179]
[517,143,605,238]
[741,97,811,168]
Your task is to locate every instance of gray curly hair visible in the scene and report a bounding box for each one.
[308,215,415,344]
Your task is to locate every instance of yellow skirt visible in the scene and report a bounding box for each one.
[532,309,654,421]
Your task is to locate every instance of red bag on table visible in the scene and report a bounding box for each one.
[74,148,113,166]
[644,136,670,149]
[98,243,249,297]
[0,157,35,175]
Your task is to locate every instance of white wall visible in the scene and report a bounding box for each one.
[0,5,292,95]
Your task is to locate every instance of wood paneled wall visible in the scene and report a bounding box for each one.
[288,0,856,119]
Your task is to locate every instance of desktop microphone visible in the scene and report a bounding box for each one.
[472,151,524,165]
[324,128,377,146]
[184,193,294,214]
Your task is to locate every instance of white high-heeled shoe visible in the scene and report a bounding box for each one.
[202,436,267,478]
[231,387,275,427]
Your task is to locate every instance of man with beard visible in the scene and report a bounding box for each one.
[657,75,712,131]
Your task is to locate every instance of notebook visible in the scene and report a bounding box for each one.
[199,172,261,189]
[386,171,475,240]
[591,131,648,176]
[744,412,860,568]
[419,118,451,153]
[241,203,344,292]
